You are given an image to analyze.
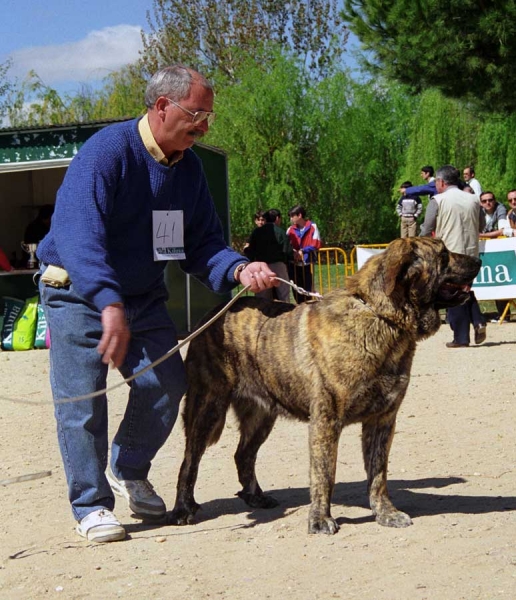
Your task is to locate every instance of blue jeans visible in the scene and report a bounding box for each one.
[39,280,186,522]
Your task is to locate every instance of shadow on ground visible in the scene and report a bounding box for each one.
[148,476,516,533]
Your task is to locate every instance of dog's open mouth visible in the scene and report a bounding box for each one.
[435,281,472,307]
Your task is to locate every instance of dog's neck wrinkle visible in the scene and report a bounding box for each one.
[352,294,406,331]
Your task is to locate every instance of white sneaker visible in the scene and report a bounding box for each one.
[76,509,126,543]
[107,467,166,517]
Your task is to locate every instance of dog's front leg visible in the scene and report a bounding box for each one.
[308,406,340,535]
[362,414,412,528]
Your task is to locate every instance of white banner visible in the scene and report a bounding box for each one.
[356,246,386,271]
[474,237,516,300]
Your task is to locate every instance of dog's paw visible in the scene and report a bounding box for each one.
[308,516,340,535]
[167,503,200,526]
[237,491,279,509]
[375,510,412,528]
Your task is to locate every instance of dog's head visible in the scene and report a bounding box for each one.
[347,237,481,338]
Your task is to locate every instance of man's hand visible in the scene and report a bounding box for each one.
[98,303,130,367]
[238,262,279,293]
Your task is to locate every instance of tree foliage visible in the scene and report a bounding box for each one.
[205,51,416,246]
[343,0,516,113]
[0,59,14,120]
[142,0,347,83]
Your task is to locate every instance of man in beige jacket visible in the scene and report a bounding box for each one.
[431,165,486,347]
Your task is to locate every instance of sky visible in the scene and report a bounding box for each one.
[1,0,361,97]
[0,0,150,95]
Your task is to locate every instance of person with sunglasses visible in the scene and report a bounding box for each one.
[479,191,512,322]
[479,191,508,239]
[36,65,278,543]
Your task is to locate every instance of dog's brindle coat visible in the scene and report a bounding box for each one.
[169,238,480,534]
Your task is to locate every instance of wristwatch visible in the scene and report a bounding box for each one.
[234,262,249,282]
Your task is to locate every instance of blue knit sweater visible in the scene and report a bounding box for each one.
[38,118,245,311]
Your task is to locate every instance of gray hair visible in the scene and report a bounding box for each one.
[435,165,460,186]
[144,65,213,108]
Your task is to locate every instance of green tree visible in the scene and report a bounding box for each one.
[0,59,14,120]
[5,71,106,127]
[206,50,416,246]
[142,0,347,83]
[343,0,516,113]
[398,89,479,187]
[205,51,311,245]
[307,75,416,243]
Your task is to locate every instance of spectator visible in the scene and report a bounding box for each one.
[396,180,423,238]
[286,205,321,304]
[431,165,486,348]
[402,172,438,237]
[37,64,277,544]
[506,189,516,231]
[244,209,292,302]
[243,210,265,251]
[479,191,508,239]
[463,166,483,197]
[479,191,511,322]
[420,165,435,183]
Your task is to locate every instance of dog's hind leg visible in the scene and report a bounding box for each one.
[362,415,412,528]
[232,401,279,509]
[168,392,230,526]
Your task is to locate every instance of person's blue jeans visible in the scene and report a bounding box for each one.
[39,280,186,522]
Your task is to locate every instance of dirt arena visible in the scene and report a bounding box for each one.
[2,320,516,599]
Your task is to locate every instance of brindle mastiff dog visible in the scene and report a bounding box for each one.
[169,237,480,534]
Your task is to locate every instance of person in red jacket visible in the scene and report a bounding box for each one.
[286,205,321,303]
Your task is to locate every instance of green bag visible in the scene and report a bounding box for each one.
[34,303,49,349]
[11,295,39,351]
[1,297,25,350]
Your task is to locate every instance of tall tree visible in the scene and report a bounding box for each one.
[0,59,14,120]
[343,0,516,113]
[141,0,347,82]
[205,50,416,246]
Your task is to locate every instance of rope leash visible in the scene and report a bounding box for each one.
[0,277,322,407]
[0,278,323,486]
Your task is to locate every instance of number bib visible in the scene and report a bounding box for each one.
[152,210,186,261]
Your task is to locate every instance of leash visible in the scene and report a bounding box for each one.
[0,278,323,407]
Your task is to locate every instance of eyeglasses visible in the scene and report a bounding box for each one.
[480,198,495,204]
[166,98,216,126]
[509,198,516,203]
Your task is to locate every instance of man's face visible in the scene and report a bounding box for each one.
[508,192,516,210]
[420,170,430,181]
[255,216,265,227]
[480,194,496,214]
[158,81,214,153]
[435,178,446,194]
[463,168,472,182]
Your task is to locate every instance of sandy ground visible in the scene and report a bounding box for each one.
[1,320,516,600]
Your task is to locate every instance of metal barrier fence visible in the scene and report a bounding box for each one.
[235,244,390,298]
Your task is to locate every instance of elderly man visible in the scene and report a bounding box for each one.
[37,65,277,543]
[422,165,486,348]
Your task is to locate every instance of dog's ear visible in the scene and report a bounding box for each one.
[383,239,414,296]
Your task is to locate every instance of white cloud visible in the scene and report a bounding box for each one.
[6,25,143,86]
